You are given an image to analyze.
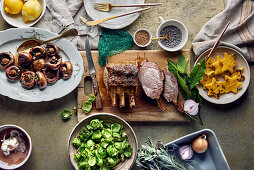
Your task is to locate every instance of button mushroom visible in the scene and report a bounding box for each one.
[45,44,59,57]
[43,67,59,84]
[29,46,45,60]
[20,71,35,89]
[18,51,33,68]
[0,52,15,70]
[33,59,46,71]
[35,71,47,89]
[60,61,73,79]
[5,66,21,81]
[45,54,62,70]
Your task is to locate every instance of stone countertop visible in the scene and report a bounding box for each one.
[1,0,254,170]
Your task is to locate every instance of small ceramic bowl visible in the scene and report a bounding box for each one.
[156,16,188,52]
[133,28,152,48]
[0,124,32,169]
[68,113,138,170]
[0,0,46,28]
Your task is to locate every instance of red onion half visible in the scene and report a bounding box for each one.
[184,99,199,116]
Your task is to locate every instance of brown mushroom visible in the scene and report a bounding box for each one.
[60,61,73,79]
[29,46,45,60]
[5,66,21,81]
[20,71,35,89]
[45,44,59,57]
[18,51,33,67]
[35,71,47,89]
[0,52,15,70]
[45,54,62,70]
[43,67,59,84]
[33,59,45,71]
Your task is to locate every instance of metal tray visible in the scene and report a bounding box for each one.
[167,129,230,170]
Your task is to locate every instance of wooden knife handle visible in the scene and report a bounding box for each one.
[91,72,103,109]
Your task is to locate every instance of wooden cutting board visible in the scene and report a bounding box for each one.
[77,50,190,122]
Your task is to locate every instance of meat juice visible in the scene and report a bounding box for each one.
[0,128,29,166]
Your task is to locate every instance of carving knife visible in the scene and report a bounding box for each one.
[85,36,103,109]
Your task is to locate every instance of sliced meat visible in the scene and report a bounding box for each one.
[163,69,178,103]
[138,61,164,100]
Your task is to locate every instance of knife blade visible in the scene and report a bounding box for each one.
[85,36,103,109]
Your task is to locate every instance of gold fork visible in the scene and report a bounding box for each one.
[80,7,150,26]
[94,3,161,12]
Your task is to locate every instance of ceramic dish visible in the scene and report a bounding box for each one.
[167,129,230,170]
[0,28,84,102]
[0,0,46,28]
[0,125,32,170]
[133,28,152,47]
[195,46,250,104]
[68,113,138,170]
[84,0,145,29]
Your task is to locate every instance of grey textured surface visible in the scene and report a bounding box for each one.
[0,0,254,170]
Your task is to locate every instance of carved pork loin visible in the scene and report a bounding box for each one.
[103,63,138,108]
[163,69,178,104]
[138,61,166,111]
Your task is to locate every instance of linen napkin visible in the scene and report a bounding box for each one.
[192,0,254,62]
[35,0,100,50]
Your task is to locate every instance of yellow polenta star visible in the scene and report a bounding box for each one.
[200,71,216,90]
[221,75,242,93]
[212,56,223,75]
[206,78,225,98]
[205,57,215,74]
[221,52,237,73]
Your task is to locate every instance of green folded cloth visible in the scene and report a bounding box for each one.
[98,28,134,66]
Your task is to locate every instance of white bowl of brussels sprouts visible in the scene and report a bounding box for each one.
[67,113,138,170]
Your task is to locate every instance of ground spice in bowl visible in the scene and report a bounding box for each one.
[134,30,151,47]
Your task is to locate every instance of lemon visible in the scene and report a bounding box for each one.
[4,0,24,14]
[22,0,42,22]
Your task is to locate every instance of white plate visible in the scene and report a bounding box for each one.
[0,28,84,102]
[84,0,145,29]
[195,46,250,104]
[0,0,46,28]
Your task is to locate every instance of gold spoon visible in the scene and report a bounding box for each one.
[17,28,78,52]
[151,33,170,41]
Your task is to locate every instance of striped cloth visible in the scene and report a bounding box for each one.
[192,0,254,62]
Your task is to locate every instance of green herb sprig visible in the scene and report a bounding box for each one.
[168,54,206,124]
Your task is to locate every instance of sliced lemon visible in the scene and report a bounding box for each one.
[4,0,24,14]
[22,0,42,22]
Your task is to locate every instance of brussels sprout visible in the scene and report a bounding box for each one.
[114,142,122,151]
[72,138,81,147]
[123,144,132,158]
[105,137,114,143]
[112,132,122,142]
[102,129,112,138]
[96,156,103,166]
[99,165,110,170]
[92,130,102,140]
[101,141,109,149]
[121,140,128,150]
[82,100,92,113]
[102,122,111,129]
[86,124,92,130]
[74,153,82,162]
[97,147,107,158]
[78,161,86,170]
[120,129,127,139]
[107,157,118,167]
[88,157,96,166]
[111,123,122,132]
[90,119,102,130]
[81,128,92,139]
[86,139,95,149]
[120,154,125,162]
[61,109,72,120]
[85,148,94,158]
[107,145,118,157]
[78,134,85,142]
[88,94,96,102]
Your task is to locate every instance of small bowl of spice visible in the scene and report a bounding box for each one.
[133,29,152,47]
[156,17,188,51]
[0,125,32,169]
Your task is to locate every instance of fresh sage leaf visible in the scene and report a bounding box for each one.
[189,59,206,89]
[88,94,96,102]
[82,101,92,113]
